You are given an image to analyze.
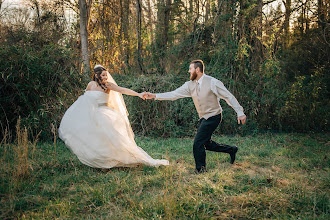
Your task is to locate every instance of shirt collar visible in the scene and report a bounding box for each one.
[197,74,205,84]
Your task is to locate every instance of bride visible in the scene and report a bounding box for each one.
[59,65,169,168]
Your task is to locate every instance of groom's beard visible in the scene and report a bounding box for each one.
[190,71,197,81]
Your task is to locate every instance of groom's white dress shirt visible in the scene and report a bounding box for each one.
[155,74,245,119]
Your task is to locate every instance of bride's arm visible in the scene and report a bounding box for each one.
[106,82,145,100]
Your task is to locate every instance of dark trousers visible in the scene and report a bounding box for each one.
[193,114,234,171]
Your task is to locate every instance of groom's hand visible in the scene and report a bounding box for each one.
[237,115,247,125]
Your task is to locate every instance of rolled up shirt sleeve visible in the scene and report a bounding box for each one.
[155,82,191,100]
[211,79,245,117]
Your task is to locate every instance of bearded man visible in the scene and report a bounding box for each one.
[145,60,247,173]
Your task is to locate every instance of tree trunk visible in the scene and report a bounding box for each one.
[156,0,171,73]
[216,0,235,39]
[301,3,305,35]
[305,0,310,31]
[163,0,171,46]
[257,0,263,39]
[254,0,263,65]
[79,0,91,76]
[317,0,329,31]
[121,0,130,69]
[189,0,193,14]
[156,0,165,48]
[147,0,154,43]
[318,0,325,30]
[136,0,144,73]
[205,0,210,23]
[31,0,41,24]
[283,0,291,48]
[87,0,92,26]
[237,0,247,41]
[193,0,199,32]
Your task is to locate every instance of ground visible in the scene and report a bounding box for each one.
[0,133,329,219]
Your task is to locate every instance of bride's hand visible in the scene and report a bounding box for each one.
[105,82,111,88]
[102,82,110,90]
[139,92,146,100]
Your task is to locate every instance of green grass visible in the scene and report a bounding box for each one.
[1,133,329,219]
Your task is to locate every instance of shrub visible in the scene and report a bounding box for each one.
[0,29,87,140]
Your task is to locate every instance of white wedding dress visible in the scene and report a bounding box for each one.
[59,90,169,168]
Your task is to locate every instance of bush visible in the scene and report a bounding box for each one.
[0,30,87,140]
[278,29,330,132]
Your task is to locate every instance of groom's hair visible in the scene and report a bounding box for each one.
[190,60,204,73]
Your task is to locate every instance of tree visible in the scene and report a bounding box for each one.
[236,0,264,71]
[79,0,91,76]
[136,0,144,73]
[215,0,235,39]
[283,0,291,47]
[121,0,130,69]
[155,0,172,73]
[318,0,328,30]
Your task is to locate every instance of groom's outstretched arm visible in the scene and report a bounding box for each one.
[146,82,191,101]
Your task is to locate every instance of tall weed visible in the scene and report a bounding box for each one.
[0,119,40,195]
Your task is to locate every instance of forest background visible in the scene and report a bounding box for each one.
[0,0,329,140]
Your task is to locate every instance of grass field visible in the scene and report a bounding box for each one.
[1,133,329,219]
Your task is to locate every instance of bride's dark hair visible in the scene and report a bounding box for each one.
[93,65,107,91]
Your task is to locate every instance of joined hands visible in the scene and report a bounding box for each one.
[140,92,156,100]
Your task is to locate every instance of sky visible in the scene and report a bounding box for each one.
[2,0,24,6]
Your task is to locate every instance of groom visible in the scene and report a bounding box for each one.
[144,60,247,173]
